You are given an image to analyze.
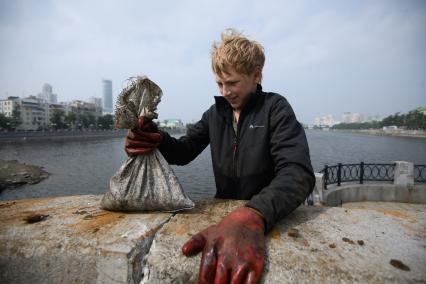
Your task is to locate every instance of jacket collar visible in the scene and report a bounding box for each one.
[214,84,263,119]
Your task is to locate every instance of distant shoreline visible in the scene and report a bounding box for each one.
[0,129,127,143]
[309,128,426,138]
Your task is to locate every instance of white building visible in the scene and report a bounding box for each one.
[159,119,185,131]
[0,96,19,118]
[0,96,50,130]
[68,100,102,119]
[1,95,102,130]
[313,114,337,127]
[89,97,103,109]
[342,112,363,123]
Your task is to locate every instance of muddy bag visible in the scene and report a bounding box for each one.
[100,76,194,212]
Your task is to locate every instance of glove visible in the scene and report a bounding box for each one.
[182,206,265,284]
[124,117,162,156]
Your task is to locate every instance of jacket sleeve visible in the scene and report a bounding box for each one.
[159,110,210,165]
[247,98,315,232]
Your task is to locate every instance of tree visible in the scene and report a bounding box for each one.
[10,107,22,129]
[79,114,96,129]
[50,109,66,129]
[0,113,12,130]
[64,112,77,129]
[87,114,96,129]
[97,114,114,129]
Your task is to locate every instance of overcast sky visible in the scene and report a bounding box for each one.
[1,0,425,124]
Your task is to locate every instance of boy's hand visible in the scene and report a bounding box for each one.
[124,117,162,156]
[182,207,265,284]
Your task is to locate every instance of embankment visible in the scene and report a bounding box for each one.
[327,128,426,138]
[0,129,127,143]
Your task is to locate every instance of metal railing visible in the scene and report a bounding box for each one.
[414,165,426,183]
[320,162,396,190]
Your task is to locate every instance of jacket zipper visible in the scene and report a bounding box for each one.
[233,136,238,176]
[232,112,242,177]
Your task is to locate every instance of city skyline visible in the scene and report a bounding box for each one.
[1,0,425,124]
[2,80,423,125]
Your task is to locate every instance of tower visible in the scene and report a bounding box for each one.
[102,79,113,114]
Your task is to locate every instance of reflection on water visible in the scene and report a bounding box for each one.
[0,130,425,201]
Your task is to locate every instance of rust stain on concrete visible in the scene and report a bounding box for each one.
[379,210,410,219]
[71,211,125,233]
[174,223,189,235]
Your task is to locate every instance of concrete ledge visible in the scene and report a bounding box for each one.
[0,195,172,284]
[325,184,426,206]
[1,195,426,283]
[144,199,426,283]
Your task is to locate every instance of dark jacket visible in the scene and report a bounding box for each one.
[159,85,315,232]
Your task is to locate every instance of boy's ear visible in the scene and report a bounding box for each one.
[254,67,262,84]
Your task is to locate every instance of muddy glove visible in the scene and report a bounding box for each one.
[125,117,162,156]
[182,207,265,284]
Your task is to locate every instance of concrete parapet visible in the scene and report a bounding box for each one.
[394,161,415,186]
[312,173,324,204]
[1,195,426,283]
[0,195,172,284]
[325,184,426,206]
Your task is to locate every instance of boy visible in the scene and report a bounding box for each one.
[126,29,315,284]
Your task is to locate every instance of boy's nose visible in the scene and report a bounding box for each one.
[221,85,231,97]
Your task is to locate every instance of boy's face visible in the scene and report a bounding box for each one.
[215,67,261,112]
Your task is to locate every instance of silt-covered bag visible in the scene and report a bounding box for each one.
[100,76,194,212]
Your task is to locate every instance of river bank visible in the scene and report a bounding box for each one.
[0,160,49,191]
[319,128,426,138]
[0,129,127,143]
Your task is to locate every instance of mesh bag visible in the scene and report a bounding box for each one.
[100,76,194,212]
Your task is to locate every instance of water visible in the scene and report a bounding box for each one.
[1,130,425,201]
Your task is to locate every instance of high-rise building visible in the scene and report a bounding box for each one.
[37,83,58,104]
[102,79,113,114]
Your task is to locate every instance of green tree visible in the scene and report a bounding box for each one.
[64,112,77,129]
[79,114,91,129]
[87,114,96,129]
[50,109,66,129]
[10,107,22,129]
[97,114,114,129]
[0,113,12,130]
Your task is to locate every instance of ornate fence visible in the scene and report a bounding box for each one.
[320,162,426,189]
[320,162,396,190]
[414,165,426,183]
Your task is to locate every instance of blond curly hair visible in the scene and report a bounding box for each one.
[211,28,265,76]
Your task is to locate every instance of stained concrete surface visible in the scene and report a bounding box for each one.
[145,200,426,283]
[1,196,425,283]
[0,195,172,284]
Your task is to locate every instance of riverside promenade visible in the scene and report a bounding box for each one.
[1,162,425,283]
[0,129,127,143]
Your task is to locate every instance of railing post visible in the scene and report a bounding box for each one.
[337,163,342,186]
[360,162,364,184]
[324,165,328,190]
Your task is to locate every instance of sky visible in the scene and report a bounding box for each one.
[0,0,425,124]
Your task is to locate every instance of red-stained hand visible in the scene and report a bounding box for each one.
[124,117,162,156]
[182,207,265,284]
